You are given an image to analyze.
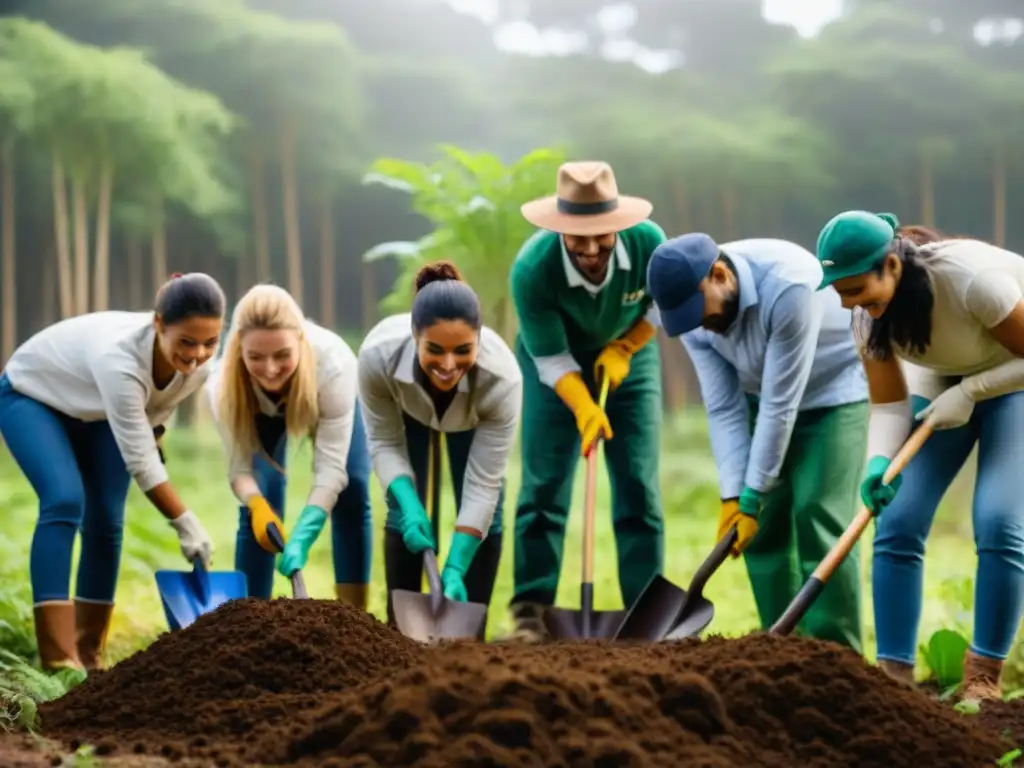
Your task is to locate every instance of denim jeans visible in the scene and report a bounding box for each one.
[873,392,1024,663]
[0,372,132,604]
[234,399,373,597]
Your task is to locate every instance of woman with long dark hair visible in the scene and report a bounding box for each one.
[816,210,1024,702]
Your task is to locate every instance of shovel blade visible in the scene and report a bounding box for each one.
[155,565,247,631]
[613,574,691,641]
[664,595,715,640]
[543,606,628,640]
[391,589,487,643]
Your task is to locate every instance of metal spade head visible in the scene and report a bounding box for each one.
[391,588,488,643]
[663,593,715,640]
[543,605,628,640]
[613,574,691,642]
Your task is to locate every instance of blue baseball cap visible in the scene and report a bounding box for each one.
[646,233,720,336]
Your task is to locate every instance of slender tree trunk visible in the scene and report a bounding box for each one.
[721,187,739,241]
[362,260,377,331]
[319,194,335,328]
[41,244,56,329]
[51,157,73,319]
[2,141,15,364]
[127,235,143,310]
[248,146,271,282]
[235,251,250,305]
[92,159,114,311]
[71,173,90,315]
[993,143,1007,248]
[280,120,302,304]
[152,215,167,296]
[919,151,935,228]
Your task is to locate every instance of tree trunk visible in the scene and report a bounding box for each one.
[71,173,90,315]
[2,141,15,365]
[993,142,1007,248]
[280,120,303,304]
[127,235,143,310]
[91,159,114,311]
[51,157,73,319]
[319,194,335,328]
[362,260,377,330]
[248,146,271,283]
[41,244,56,329]
[152,215,167,297]
[721,187,739,241]
[235,251,250,305]
[919,151,935,228]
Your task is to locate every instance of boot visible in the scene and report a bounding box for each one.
[75,600,114,671]
[961,649,1003,702]
[878,659,916,687]
[33,601,83,671]
[497,601,549,643]
[334,583,369,611]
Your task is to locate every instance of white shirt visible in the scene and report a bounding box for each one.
[204,319,358,512]
[356,312,522,532]
[3,311,209,491]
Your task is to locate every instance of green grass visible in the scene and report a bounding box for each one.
[0,406,1002,718]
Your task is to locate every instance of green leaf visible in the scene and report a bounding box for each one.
[923,629,970,689]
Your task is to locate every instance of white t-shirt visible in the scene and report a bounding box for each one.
[204,318,358,512]
[853,239,1024,399]
[3,311,209,491]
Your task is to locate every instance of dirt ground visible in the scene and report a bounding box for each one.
[2,599,1018,767]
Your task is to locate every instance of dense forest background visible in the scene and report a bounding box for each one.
[1,0,1022,408]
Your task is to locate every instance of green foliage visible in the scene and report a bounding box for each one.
[361,144,567,337]
[921,628,970,689]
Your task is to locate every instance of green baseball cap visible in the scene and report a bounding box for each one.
[815,210,900,289]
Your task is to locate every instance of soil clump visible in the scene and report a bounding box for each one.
[35,598,1022,767]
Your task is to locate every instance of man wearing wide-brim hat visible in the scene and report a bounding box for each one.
[506,160,667,642]
[645,232,869,652]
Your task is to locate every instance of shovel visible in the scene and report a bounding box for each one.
[771,423,932,636]
[155,558,247,631]
[543,377,627,640]
[265,523,310,599]
[391,428,488,643]
[614,526,738,642]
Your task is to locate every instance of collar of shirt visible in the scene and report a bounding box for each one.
[722,251,760,335]
[561,236,631,296]
[395,337,472,394]
[251,378,287,415]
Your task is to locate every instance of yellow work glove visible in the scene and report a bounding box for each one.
[248,495,286,553]
[716,499,759,558]
[594,319,657,391]
[554,371,613,457]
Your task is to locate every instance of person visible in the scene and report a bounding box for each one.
[203,284,372,608]
[506,160,667,641]
[357,261,521,631]
[646,233,869,651]
[815,210,1024,701]
[0,273,225,672]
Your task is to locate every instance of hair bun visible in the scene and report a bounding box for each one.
[414,260,463,293]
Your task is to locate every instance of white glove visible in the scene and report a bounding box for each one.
[914,384,975,430]
[169,510,213,570]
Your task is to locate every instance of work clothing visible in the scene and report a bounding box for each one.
[676,239,869,650]
[358,313,521,623]
[0,311,212,670]
[509,220,667,611]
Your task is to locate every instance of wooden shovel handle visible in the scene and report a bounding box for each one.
[770,422,932,635]
[582,377,611,585]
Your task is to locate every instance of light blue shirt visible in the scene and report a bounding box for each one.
[680,239,867,498]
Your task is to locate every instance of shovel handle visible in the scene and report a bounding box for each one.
[770,423,932,635]
[581,377,610,586]
[290,571,309,599]
[689,525,738,596]
[423,549,444,614]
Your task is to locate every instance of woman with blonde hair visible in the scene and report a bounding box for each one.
[204,284,372,607]
[358,260,522,631]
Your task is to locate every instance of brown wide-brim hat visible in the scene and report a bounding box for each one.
[521,160,653,236]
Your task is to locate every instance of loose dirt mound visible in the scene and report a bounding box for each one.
[37,599,1022,767]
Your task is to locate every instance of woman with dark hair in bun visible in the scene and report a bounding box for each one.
[357,260,522,630]
[0,272,226,674]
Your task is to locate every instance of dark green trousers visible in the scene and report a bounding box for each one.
[511,339,664,609]
[742,398,868,652]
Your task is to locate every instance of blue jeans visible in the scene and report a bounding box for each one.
[873,392,1024,663]
[0,372,132,604]
[235,400,373,597]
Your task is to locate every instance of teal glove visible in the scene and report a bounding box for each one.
[276,504,327,577]
[388,476,436,554]
[440,531,482,602]
[859,455,902,515]
[738,486,762,518]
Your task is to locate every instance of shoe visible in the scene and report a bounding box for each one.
[498,601,549,643]
[960,649,1003,702]
[878,658,916,688]
[33,601,83,671]
[75,600,114,671]
[334,583,369,611]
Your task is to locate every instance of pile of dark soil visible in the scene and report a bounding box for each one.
[36,599,1023,767]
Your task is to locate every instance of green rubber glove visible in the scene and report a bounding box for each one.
[738,486,762,518]
[441,531,482,602]
[276,504,327,577]
[859,455,903,515]
[388,476,436,554]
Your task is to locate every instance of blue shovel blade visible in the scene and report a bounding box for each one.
[155,562,248,631]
